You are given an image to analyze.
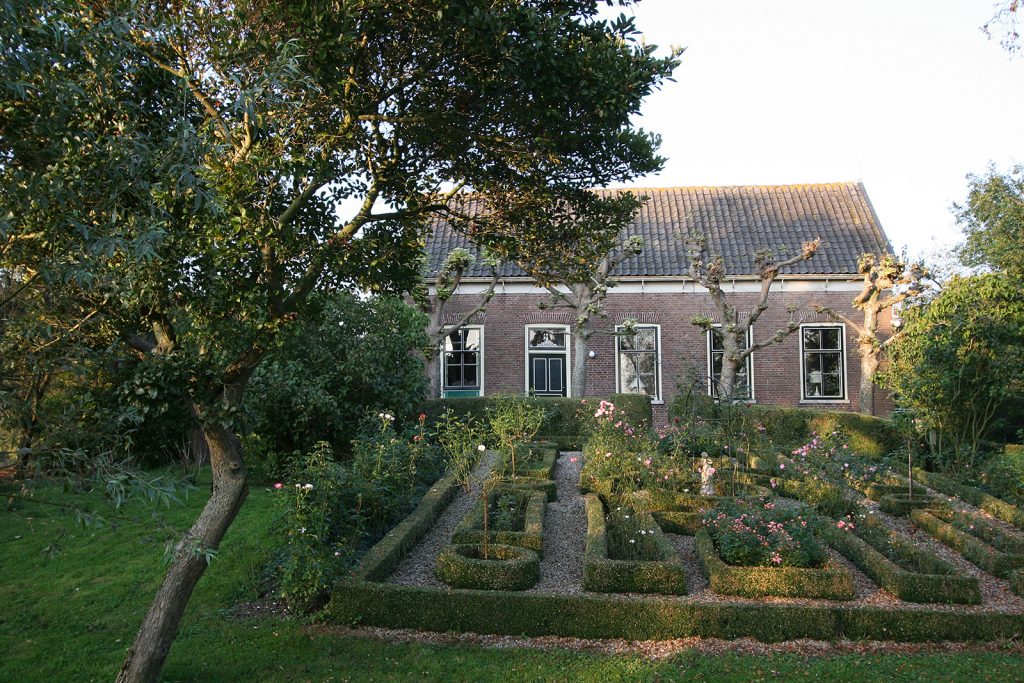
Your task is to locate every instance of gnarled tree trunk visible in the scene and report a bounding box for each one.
[115,423,249,683]
[571,325,591,398]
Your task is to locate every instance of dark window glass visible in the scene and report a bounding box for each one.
[443,328,481,389]
[801,326,845,399]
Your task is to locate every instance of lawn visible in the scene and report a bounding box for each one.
[2,476,1023,682]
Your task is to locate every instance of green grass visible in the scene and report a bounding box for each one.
[3,474,1024,682]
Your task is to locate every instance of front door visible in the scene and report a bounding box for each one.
[530,354,566,397]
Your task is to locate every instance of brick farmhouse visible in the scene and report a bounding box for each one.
[424,183,895,424]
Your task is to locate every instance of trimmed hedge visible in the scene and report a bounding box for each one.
[668,398,900,457]
[913,468,1024,530]
[910,508,1024,578]
[861,483,912,501]
[628,486,769,535]
[1011,569,1024,597]
[581,494,687,595]
[696,529,855,600]
[497,445,557,480]
[879,492,941,517]
[499,475,557,502]
[824,524,981,605]
[435,543,540,591]
[353,470,461,582]
[327,580,1024,643]
[452,489,546,555]
[422,393,652,451]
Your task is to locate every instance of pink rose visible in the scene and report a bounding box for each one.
[273,483,283,489]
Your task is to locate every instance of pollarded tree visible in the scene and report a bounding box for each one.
[0,2,679,681]
[536,234,644,397]
[419,248,500,399]
[814,253,927,415]
[687,236,822,402]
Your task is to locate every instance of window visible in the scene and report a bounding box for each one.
[443,327,482,397]
[525,326,569,397]
[617,325,661,401]
[707,327,753,401]
[801,325,846,400]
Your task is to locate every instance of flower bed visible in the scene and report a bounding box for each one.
[696,529,855,600]
[825,515,981,604]
[581,494,687,595]
[910,508,1024,578]
[435,543,540,591]
[452,488,546,555]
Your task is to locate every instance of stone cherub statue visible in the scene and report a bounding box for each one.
[699,451,717,496]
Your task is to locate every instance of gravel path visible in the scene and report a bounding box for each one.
[528,452,586,594]
[387,449,498,588]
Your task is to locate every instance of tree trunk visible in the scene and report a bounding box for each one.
[718,358,737,403]
[858,346,880,415]
[425,347,442,399]
[115,423,249,683]
[572,326,590,398]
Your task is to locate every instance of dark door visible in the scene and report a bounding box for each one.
[530,354,566,397]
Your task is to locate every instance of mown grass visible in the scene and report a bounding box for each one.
[2,472,1024,681]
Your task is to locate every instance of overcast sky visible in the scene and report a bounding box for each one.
[602,0,1024,258]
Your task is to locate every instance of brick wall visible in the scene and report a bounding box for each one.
[442,287,894,424]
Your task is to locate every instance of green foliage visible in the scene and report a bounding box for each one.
[605,504,662,561]
[487,395,545,478]
[433,409,487,492]
[702,498,826,569]
[956,165,1024,278]
[246,293,429,462]
[276,443,355,614]
[913,467,1024,530]
[695,529,855,600]
[982,446,1024,505]
[910,508,1024,578]
[580,399,659,495]
[879,273,1024,471]
[452,489,546,554]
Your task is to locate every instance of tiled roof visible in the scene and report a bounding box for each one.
[424,183,892,279]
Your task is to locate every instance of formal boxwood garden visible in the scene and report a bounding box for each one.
[581,494,687,595]
[318,398,1024,645]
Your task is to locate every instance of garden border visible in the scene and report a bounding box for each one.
[434,543,540,591]
[913,468,1024,530]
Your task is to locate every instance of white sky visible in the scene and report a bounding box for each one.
[602,0,1024,258]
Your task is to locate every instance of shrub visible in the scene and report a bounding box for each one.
[702,497,826,569]
[879,492,940,517]
[605,504,662,561]
[433,409,487,492]
[913,467,1024,529]
[434,543,540,591]
[580,399,659,495]
[452,488,546,554]
[983,446,1024,505]
[910,508,1024,578]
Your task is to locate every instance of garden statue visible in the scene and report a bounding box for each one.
[699,452,717,496]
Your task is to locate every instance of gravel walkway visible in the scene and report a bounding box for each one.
[387,449,498,588]
[528,452,586,594]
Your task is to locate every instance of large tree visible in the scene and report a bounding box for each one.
[0,2,679,681]
[814,253,927,415]
[956,165,1024,278]
[686,236,821,402]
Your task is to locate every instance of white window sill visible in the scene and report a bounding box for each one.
[799,399,850,405]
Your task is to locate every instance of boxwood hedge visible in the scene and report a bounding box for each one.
[879,492,941,517]
[434,543,540,591]
[497,444,557,480]
[913,468,1024,530]
[452,489,546,555]
[910,508,1024,578]
[581,494,687,595]
[696,529,855,600]
[824,523,981,604]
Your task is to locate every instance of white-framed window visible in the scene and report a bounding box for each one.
[800,324,846,401]
[442,326,483,397]
[707,326,754,401]
[524,325,570,397]
[616,324,662,402]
